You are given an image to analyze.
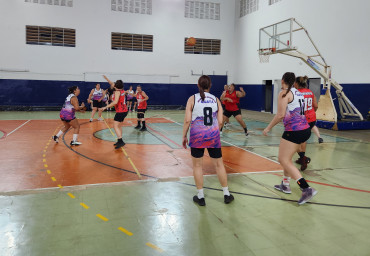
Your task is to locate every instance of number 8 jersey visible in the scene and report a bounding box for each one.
[189,92,221,148]
[283,88,309,131]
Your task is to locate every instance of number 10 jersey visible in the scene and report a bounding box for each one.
[189,92,221,148]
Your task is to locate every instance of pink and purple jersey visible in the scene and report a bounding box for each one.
[189,92,221,148]
[126,90,134,100]
[60,94,76,121]
[92,88,103,100]
[283,88,309,131]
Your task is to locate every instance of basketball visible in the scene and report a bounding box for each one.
[186,37,196,46]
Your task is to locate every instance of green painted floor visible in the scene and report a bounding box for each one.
[1,110,370,256]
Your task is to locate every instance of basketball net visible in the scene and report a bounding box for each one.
[259,54,270,63]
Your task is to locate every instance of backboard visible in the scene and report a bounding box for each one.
[259,18,294,54]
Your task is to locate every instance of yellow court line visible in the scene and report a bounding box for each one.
[67,193,75,199]
[43,159,46,162]
[145,242,164,253]
[58,184,63,188]
[43,150,46,153]
[47,170,51,174]
[96,214,109,221]
[102,116,142,179]
[51,177,56,182]
[80,203,89,209]
[43,154,46,157]
[118,227,133,236]
[44,164,48,168]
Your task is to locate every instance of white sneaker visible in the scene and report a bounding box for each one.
[89,118,93,122]
[70,141,82,146]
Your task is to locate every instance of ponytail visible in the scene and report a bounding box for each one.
[198,75,211,101]
[282,72,296,98]
[199,87,205,101]
[295,75,308,88]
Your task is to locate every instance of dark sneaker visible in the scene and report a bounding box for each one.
[298,187,318,205]
[52,135,59,143]
[134,125,141,130]
[70,141,82,146]
[300,156,311,171]
[318,138,324,143]
[193,195,206,206]
[140,127,147,131]
[295,156,311,165]
[245,131,249,136]
[274,182,292,194]
[113,141,118,146]
[224,194,234,204]
[114,140,125,149]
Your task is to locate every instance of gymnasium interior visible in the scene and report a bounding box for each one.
[0,0,369,255]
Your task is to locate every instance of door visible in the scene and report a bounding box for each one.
[273,79,282,114]
[264,80,272,112]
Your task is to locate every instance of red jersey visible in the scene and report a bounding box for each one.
[221,90,226,105]
[298,88,316,123]
[113,90,128,113]
[224,90,240,111]
[136,91,147,109]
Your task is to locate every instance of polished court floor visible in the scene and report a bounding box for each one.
[0,110,369,256]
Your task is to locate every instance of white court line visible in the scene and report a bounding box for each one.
[7,120,31,136]
[162,116,281,165]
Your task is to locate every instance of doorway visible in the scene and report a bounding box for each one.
[264,80,273,112]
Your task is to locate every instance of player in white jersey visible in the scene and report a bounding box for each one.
[52,86,85,146]
[263,72,317,205]
[87,83,106,122]
[182,75,234,206]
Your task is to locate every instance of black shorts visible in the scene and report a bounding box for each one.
[308,121,316,129]
[114,112,128,122]
[93,100,104,108]
[137,108,147,113]
[191,148,222,159]
[127,98,133,102]
[224,109,241,118]
[60,117,76,123]
[282,128,311,144]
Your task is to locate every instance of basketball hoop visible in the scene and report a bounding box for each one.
[258,49,272,63]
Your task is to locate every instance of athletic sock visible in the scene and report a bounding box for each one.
[244,127,248,133]
[297,178,309,189]
[298,152,305,159]
[137,120,141,126]
[73,134,78,142]
[197,189,204,199]
[142,121,146,127]
[222,186,230,196]
[56,130,63,138]
[283,176,291,186]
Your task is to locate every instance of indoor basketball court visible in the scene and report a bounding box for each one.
[1,1,370,256]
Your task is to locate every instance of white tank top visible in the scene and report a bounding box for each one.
[283,87,309,131]
[189,92,221,148]
[92,88,103,100]
[191,92,218,122]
